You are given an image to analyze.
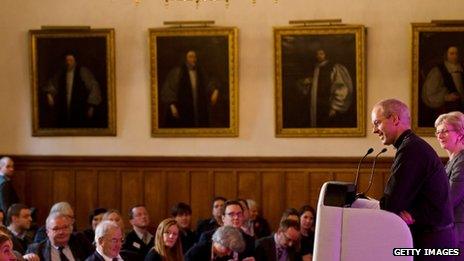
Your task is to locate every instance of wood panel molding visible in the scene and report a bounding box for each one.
[11,155,395,232]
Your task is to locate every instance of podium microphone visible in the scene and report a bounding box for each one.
[362,148,387,196]
[354,148,374,189]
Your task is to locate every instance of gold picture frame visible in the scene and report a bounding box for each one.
[29,27,116,136]
[274,25,366,137]
[149,26,238,137]
[411,22,464,136]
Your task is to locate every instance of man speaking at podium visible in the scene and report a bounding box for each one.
[371,99,456,256]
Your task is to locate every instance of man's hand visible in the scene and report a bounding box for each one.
[170,104,179,118]
[87,107,94,118]
[399,210,415,225]
[211,89,219,106]
[445,92,460,102]
[46,94,55,107]
[23,253,40,261]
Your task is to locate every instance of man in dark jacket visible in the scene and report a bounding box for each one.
[27,212,94,261]
[372,98,456,255]
[255,219,300,261]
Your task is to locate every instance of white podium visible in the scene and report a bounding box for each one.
[313,181,413,261]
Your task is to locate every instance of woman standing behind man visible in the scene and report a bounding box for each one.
[435,111,464,257]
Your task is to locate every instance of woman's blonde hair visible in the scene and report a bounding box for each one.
[435,111,464,140]
[154,218,183,261]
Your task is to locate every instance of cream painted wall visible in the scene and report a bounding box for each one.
[0,0,462,156]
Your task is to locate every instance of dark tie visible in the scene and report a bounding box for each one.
[112,259,118,261]
[58,246,69,261]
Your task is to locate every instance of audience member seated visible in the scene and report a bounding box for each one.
[255,219,301,261]
[237,199,253,237]
[83,208,107,244]
[0,232,19,261]
[33,202,75,243]
[170,203,195,254]
[246,199,270,239]
[280,208,299,223]
[0,226,39,261]
[102,210,125,234]
[6,204,33,255]
[196,196,226,240]
[185,226,245,261]
[122,205,154,257]
[25,208,38,243]
[27,212,94,261]
[85,220,123,261]
[144,218,183,261]
[199,200,255,260]
[298,205,315,261]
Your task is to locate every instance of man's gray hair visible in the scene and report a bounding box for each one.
[46,212,70,229]
[212,226,245,253]
[374,99,411,126]
[95,220,120,244]
[0,157,12,167]
[50,202,73,216]
[246,199,256,209]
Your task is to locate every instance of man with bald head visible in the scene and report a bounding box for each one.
[371,99,456,255]
[0,157,19,214]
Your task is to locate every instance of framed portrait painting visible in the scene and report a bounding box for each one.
[274,24,366,137]
[412,23,464,136]
[29,27,116,136]
[149,26,238,137]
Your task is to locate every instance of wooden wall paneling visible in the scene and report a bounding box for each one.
[12,170,26,205]
[166,171,190,218]
[364,169,388,200]
[333,170,356,184]
[190,171,214,226]
[285,171,310,209]
[75,170,97,230]
[11,156,397,231]
[121,170,145,229]
[308,171,334,208]
[52,170,75,207]
[261,171,285,231]
[237,171,260,201]
[214,171,237,200]
[97,170,121,212]
[26,169,53,226]
[144,170,166,229]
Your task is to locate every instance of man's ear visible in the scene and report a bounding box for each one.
[391,113,400,126]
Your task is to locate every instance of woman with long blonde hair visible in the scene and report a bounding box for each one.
[145,218,183,261]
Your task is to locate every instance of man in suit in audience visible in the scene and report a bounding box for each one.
[171,202,195,254]
[27,212,94,261]
[196,196,226,240]
[121,205,154,257]
[0,157,19,214]
[86,220,123,261]
[7,203,33,255]
[255,219,300,261]
[199,200,255,260]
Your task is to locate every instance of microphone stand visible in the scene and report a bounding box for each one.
[354,148,374,189]
[358,148,387,198]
